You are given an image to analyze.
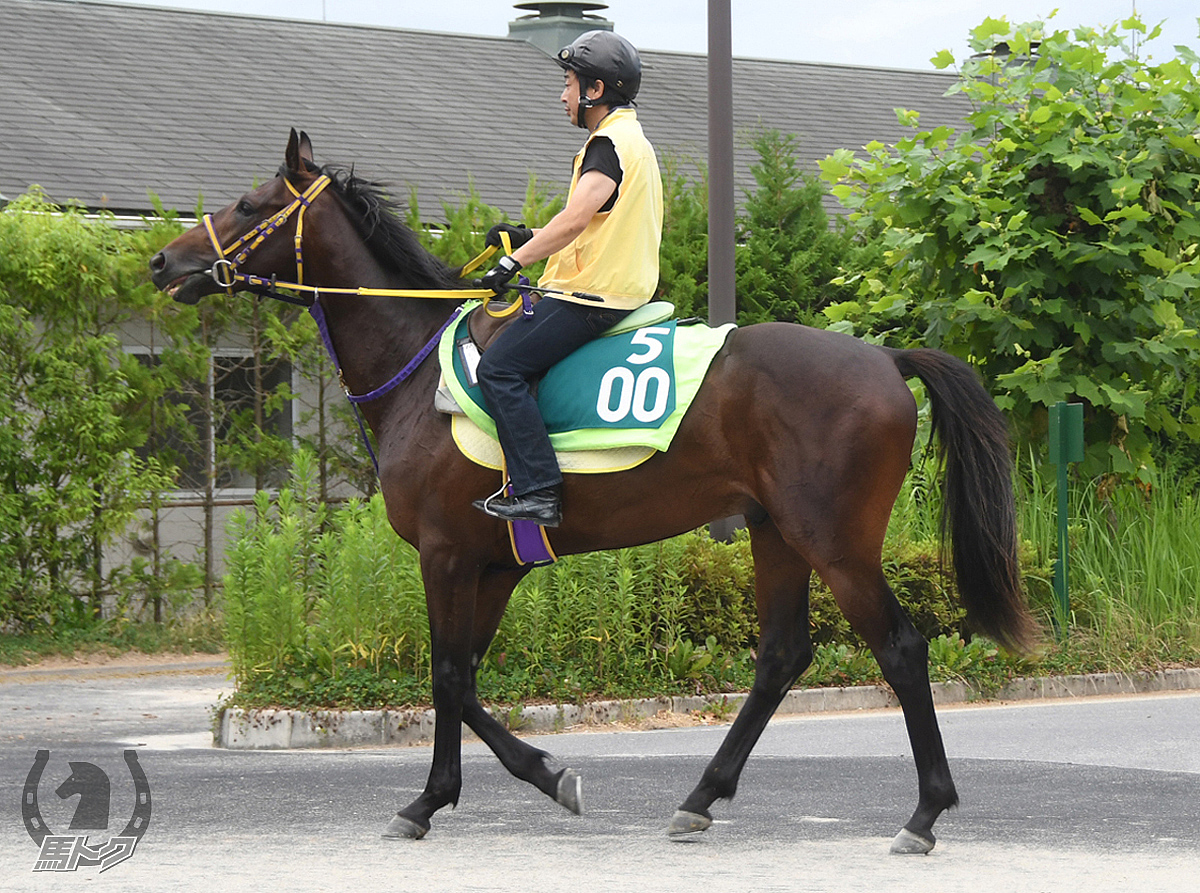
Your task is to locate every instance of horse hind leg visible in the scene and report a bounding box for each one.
[670,517,813,836]
[823,563,959,854]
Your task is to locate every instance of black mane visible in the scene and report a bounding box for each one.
[288,163,463,290]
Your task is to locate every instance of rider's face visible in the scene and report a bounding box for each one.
[560,70,603,128]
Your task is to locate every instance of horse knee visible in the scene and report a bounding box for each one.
[430,659,471,706]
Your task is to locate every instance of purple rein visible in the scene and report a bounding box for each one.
[307,299,464,472]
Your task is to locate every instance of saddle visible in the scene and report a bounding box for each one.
[437,298,733,566]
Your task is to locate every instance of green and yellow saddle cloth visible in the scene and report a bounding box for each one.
[436,300,735,564]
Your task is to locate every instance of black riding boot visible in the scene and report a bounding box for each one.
[474,485,563,527]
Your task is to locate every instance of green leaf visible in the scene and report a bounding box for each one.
[1108,176,1143,201]
[1138,245,1174,273]
[1105,204,1151,222]
[822,301,857,322]
[818,149,855,182]
[1165,132,1200,158]
[971,17,1010,44]
[930,49,956,70]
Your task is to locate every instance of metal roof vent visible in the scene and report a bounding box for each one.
[507,2,613,56]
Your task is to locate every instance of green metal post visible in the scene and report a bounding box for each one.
[1048,402,1084,638]
[1054,457,1070,635]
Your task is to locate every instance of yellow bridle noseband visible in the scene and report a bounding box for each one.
[200,173,524,317]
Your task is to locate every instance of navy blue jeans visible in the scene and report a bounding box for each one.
[476,297,630,495]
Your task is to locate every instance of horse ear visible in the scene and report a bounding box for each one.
[285,129,315,174]
[285,128,302,173]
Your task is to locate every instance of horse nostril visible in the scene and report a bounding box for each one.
[149,252,166,273]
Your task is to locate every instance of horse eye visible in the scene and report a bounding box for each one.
[236,200,255,216]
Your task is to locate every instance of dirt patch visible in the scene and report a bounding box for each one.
[9,650,226,670]
[544,708,734,735]
[0,650,230,682]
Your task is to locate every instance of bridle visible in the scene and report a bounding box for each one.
[199,173,514,309]
[201,174,331,300]
[196,171,529,473]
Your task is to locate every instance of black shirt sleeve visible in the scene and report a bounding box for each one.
[578,136,622,213]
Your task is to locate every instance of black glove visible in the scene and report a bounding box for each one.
[477,255,522,294]
[486,223,534,252]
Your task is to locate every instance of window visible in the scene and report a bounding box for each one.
[131,350,294,492]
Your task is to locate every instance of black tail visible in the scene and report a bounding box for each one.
[888,348,1037,652]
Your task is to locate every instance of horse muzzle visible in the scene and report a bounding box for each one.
[149,250,218,305]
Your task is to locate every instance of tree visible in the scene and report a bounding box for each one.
[736,129,866,326]
[655,152,711,320]
[821,15,1200,480]
[0,191,176,628]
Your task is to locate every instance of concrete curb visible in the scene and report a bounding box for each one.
[214,666,1200,750]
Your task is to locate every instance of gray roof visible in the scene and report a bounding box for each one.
[0,0,968,218]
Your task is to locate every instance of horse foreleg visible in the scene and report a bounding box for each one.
[383,557,479,840]
[670,518,813,836]
[461,698,583,814]
[828,565,959,854]
[460,568,583,815]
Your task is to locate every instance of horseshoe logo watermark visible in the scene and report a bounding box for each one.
[21,749,152,872]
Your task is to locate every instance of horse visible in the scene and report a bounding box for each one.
[150,130,1036,853]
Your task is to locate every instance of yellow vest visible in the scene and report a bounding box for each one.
[540,109,664,310]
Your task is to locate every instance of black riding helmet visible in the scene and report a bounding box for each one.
[557,30,642,127]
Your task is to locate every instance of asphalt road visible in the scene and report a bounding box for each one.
[1,662,1198,892]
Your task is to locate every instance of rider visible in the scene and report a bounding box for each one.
[473,30,663,528]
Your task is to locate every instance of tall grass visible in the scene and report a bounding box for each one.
[893,445,1200,656]
[1014,455,1200,651]
[222,452,765,705]
[224,452,430,690]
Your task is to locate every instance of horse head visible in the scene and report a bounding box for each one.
[150,129,326,304]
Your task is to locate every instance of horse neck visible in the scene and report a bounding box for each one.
[306,225,460,405]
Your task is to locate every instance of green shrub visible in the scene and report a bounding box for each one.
[822,15,1200,481]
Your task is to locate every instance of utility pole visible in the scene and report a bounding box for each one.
[708,0,741,542]
[707,0,735,326]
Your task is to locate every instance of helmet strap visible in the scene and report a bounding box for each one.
[577,77,603,129]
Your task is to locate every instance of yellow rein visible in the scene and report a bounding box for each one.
[202,174,525,318]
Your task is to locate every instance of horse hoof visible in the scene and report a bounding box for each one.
[556,768,583,815]
[667,809,712,837]
[381,813,428,840]
[890,827,935,854]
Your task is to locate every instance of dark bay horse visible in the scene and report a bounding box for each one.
[150,131,1036,853]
